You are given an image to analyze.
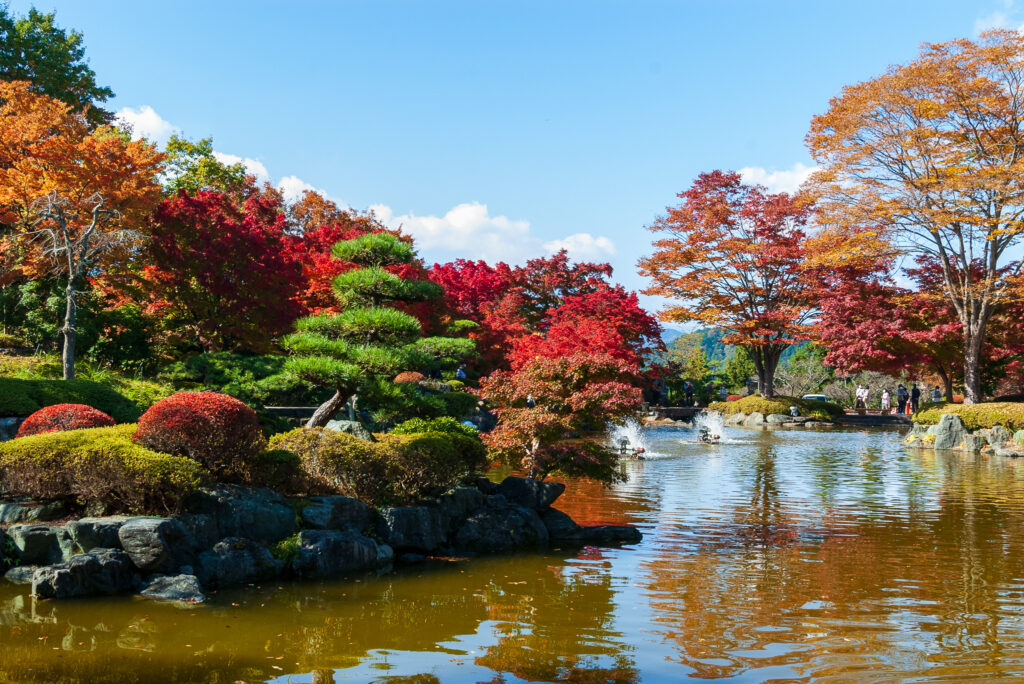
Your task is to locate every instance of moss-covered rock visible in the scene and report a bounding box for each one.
[913,402,1024,431]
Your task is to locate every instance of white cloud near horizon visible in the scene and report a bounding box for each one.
[212,151,270,182]
[115,105,180,145]
[371,201,616,265]
[739,162,817,194]
[975,0,1024,33]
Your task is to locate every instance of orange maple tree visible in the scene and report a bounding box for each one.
[806,30,1024,403]
[638,170,814,397]
[0,80,163,378]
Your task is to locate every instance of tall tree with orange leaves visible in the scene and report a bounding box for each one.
[0,81,163,379]
[806,30,1024,403]
[639,171,813,397]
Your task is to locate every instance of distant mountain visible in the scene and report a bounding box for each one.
[664,327,805,364]
[661,328,684,345]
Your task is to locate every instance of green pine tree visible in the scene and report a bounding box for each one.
[284,232,474,428]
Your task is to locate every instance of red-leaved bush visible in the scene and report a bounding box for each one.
[16,404,116,437]
[133,392,266,476]
[393,371,426,384]
[726,394,742,402]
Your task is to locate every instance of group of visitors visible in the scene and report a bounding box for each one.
[860,383,937,415]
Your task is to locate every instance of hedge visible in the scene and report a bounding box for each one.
[0,424,207,514]
[391,416,479,438]
[708,394,843,421]
[912,402,1024,431]
[270,427,487,506]
[0,377,140,421]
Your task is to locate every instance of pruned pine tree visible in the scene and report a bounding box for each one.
[284,232,474,428]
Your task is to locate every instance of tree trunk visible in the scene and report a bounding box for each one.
[60,280,77,380]
[938,366,954,403]
[306,389,349,428]
[962,324,986,404]
[752,347,782,398]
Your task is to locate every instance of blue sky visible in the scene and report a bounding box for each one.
[9,0,1017,314]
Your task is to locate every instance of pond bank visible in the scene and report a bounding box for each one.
[0,476,640,603]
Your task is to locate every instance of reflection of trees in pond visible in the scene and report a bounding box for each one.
[475,561,638,683]
[638,445,1024,679]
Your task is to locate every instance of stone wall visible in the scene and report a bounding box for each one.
[905,414,1024,456]
[0,477,641,603]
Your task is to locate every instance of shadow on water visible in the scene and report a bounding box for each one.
[6,427,1024,681]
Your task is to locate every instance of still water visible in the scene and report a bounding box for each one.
[5,425,1024,683]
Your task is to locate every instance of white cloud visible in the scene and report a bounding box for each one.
[543,233,616,260]
[115,105,179,145]
[371,201,616,265]
[975,0,1024,33]
[739,162,817,194]
[212,151,270,182]
[277,175,319,203]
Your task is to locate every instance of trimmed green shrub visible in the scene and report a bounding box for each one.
[0,424,207,514]
[134,392,267,477]
[0,377,140,421]
[708,394,843,421]
[913,402,1024,431]
[159,352,324,407]
[232,448,307,493]
[437,391,479,418]
[270,427,486,506]
[270,427,398,504]
[391,416,479,438]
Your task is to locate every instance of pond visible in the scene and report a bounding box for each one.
[4,424,1024,682]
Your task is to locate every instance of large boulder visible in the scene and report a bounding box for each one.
[540,509,643,546]
[7,524,74,565]
[138,574,206,604]
[66,516,129,552]
[743,412,766,429]
[435,486,485,529]
[963,434,987,453]
[324,419,374,441]
[454,503,548,554]
[184,485,298,543]
[4,565,35,584]
[928,414,968,450]
[172,513,219,552]
[0,500,67,524]
[300,496,373,532]
[195,538,283,589]
[118,517,190,573]
[32,548,136,600]
[766,414,791,425]
[541,508,584,541]
[723,412,747,427]
[1015,430,1024,447]
[497,477,565,510]
[291,530,392,578]
[984,425,1012,446]
[378,507,446,553]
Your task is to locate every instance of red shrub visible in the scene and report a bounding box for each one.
[394,371,426,384]
[726,394,742,402]
[133,392,266,476]
[953,394,965,404]
[16,404,115,437]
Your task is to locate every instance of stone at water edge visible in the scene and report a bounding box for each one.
[927,414,968,451]
[378,506,446,553]
[118,517,190,573]
[195,537,284,590]
[300,496,374,532]
[4,565,35,584]
[497,477,565,510]
[724,412,747,427]
[962,434,987,453]
[0,500,67,524]
[984,425,1012,446]
[291,529,391,579]
[453,503,549,554]
[743,412,766,428]
[183,484,298,544]
[1015,430,1024,447]
[32,548,136,600]
[7,524,75,566]
[66,516,129,552]
[138,574,206,604]
[766,414,791,425]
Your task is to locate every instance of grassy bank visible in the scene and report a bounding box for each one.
[708,394,843,421]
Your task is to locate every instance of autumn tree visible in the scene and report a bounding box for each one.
[479,351,643,483]
[160,136,248,196]
[0,82,163,379]
[0,7,113,125]
[639,170,814,397]
[806,30,1024,403]
[284,232,474,427]
[134,190,302,353]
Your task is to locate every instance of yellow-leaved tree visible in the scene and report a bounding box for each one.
[806,30,1024,404]
[0,80,163,379]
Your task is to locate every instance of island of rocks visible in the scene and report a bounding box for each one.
[0,476,641,603]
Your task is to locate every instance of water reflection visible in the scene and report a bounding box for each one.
[5,428,1024,681]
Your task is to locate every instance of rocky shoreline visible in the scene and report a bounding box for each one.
[0,476,641,603]
[905,414,1024,456]
[643,411,835,429]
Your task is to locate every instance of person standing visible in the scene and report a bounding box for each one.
[910,384,921,414]
[896,384,908,414]
[881,389,891,414]
[931,386,942,402]
[684,380,694,407]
